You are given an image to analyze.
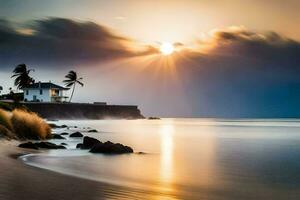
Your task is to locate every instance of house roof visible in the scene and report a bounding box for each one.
[22,82,69,90]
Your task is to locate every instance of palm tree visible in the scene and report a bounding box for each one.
[63,70,84,102]
[11,64,35,89]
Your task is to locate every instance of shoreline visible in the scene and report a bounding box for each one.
[2,118,300,200]
[0,141,155,200]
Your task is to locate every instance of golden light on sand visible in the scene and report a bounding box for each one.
[160,42,175,55]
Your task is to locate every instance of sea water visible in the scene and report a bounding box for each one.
[21,119,300,199]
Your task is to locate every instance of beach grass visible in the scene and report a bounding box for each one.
[0,108,51,140]
[0,125,15,139]
[0,109,15,139]
[0,109,13,130]
[11,109,51,140]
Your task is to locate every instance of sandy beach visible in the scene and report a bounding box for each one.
[0,141,154,200]
[2,118,300,200]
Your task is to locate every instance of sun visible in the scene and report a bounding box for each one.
[160,42,175,55]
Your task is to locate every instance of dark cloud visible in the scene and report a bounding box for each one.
[0,19,14,31]
[32,18,127,41]
[0,19,18,43]
[189,27,300,79]
[213,28,296,46]
[1,20,300,117]
[0,17,155,69]
[175,27,300,117]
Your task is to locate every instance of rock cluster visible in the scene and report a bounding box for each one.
[76,136,133,154]
[69,132,83,137]
[90,141,133,154]
[19,142,66,150]
[51,134,66,139]
[87,129,98,133]
[48,124,68,129]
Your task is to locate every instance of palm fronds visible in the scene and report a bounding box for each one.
[63,70,84,102]
[11,64,35,89]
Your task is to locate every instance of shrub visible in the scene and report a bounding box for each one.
[0,102,13,111]
[0,109,12,130]
[0,125,15,139]
[0,102,29,111]
[11,109,51,140]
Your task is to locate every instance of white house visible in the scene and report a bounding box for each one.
[22,82,69,102]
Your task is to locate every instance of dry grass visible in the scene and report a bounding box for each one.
[10,109,51,140]
[0,110,15,139]
[0,108,52,140]
[0,109,13,131]
[0,125,16,139]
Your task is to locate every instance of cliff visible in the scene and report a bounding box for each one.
[22,102,144,119]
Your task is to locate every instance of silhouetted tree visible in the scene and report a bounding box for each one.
[11,64,35,89]
[8,87,21,107]
[63,70,84,102]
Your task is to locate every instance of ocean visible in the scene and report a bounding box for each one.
[21,118,300,199]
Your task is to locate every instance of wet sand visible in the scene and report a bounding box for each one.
[2,140,300,200]
[0,141,159,200]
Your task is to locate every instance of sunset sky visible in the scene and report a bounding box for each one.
[1,0,300,117]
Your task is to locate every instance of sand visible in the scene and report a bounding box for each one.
[0,140,150,200]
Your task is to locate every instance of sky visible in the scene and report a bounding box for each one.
[0,0,300,117]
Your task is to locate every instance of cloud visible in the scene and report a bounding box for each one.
[32,18,127,41]
[1,19,300,117]
[173,27,300,117]
[181,27,300,78]
[0,17,156,70]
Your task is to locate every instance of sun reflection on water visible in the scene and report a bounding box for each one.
[156,120,219,200]
[159,123,175,187]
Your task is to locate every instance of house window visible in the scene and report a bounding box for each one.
[40,89,43,95]
[26,90,29,95]
[51,89,59,96]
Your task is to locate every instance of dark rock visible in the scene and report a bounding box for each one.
[18,142,38,150]
[81,136,101,149]
[88,129,98,133]
[48,123,68,129]
[137,152,146,154]
[70,132,83,137]
[148,117,160,120]
[60,132,69,135]
[35,142,66,149]
[47,119,59,121]
[48,123,58,128]
[52,134,66,139]
[61,143,67,146]
[90,141,133,154]
[76,143,83,149]
[21,134,40,140]
[18,142,66,149]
